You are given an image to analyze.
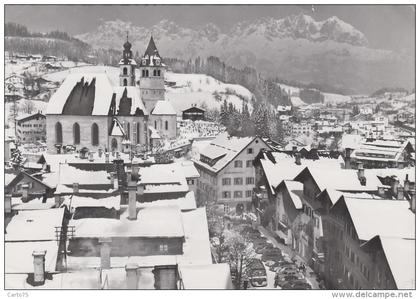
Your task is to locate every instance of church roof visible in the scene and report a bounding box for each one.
[118,58,137,66]
[144,36,159,57]
[47,74,149,116]
[151,101,176,115]
[110,118,125,137]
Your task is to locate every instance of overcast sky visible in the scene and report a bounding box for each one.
[5,5,415,53]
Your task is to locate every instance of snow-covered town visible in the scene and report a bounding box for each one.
[3,4,416,293]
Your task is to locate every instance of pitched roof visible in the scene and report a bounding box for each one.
[114,86,147,116]
[152,100,176,115]
[144,36,159,57]
[343,197,415,241]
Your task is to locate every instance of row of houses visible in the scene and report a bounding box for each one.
[252,148,415,290]
[5,151,232,289]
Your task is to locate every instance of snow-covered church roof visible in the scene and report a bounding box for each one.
[152,100,176,115]
[46,74,148,116]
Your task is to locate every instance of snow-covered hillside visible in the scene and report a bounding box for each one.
[322,92,352,104]
[42,65,253,114]
[5,99,47,128]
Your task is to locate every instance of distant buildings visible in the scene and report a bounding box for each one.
[16,112,46,143]
[182,106,205,121]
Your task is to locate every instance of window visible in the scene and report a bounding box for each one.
[246,160,253,167]
[154,121,157,129]
[234,160,243,168]
[136,122,140,144]
[246,177,254,185]
[123,67,127,75]
[246,190,252,197]
[234,177,243,185]
[222,178,231,185]
[123,78,127,86]
[247,148,253,154]
[126,123,130,140]
[165,120,168,130]
[111,138,118,151]
[157,70,161,76]
[73,123,80,144]
[159,244,168,253]
[91,123,99,146]
[234,191,243,198]
[55,122,62,144]
[222,191,231,198]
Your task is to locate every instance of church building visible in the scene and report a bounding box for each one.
[45,36,177,153]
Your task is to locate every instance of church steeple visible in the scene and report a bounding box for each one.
[144,36,159,57]
[119,34,136,87]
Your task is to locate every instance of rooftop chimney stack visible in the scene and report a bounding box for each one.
[125,263,139,289]
[344,148,352,169]
[32,250,46,285]
[292,146,297,154]
[73,183,79,194]
[22,183,29,202]
[357,163,366,185]
[397,186,404,200]
[98,148,103,158]
[295,152,302,165]
[128,174,138,220]
[99,237,112,269]
[404,174,410,192]
[5,194,12,214]
[409,188,416,213]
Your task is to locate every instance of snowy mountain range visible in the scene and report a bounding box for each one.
[77,15,413,94]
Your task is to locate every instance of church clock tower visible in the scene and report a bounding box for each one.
[119,34,136,87]
[139,36,166,112]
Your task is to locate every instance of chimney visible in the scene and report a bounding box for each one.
[128,174,138,220]
[54,194,63,207]
[409,189,416,213]
[105,152,110,163]
[344,148,352,169]
[32,250,46,285]
[88,152,94,162]
[73,183,79,194]
[378,186,385,197]
[99,237,112,269]
[21,183,29,202]
[113,159,125,190]
[397,186,404,200]
[292,145,297,154]
[295,152,301,165]
[125,263,138,289]
[5,194,12,214]
[98,148,103,158]
[357,163,365,185]
[404,174,410,192]
[392,179,400,196]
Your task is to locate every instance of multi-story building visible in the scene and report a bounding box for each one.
[193,133,269,212]
[16,112,46,143]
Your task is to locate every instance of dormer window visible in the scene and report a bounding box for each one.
[142,59,147,65]
[155,58,161,65]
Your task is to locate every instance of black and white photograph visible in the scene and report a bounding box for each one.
[2,3,416,295]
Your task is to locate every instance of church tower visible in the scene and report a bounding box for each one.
[139,36,165,112]
[119,34,136,87]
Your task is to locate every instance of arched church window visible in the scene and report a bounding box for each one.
[153,69,157,76]
[55,122,63,144]
[123,67,127,75]
[73,123,80,144]
[126,123,130,140]
[157,70,161,76]
[154,120,157,129]
[111,138,118,151]
[91,123,99,146]
[136,122,140,144]
[165,120,169,130]
[145,70,149,77]
[123,79,127,86]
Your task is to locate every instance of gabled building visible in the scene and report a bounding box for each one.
[193,133,270,212]
[16,112,46,143]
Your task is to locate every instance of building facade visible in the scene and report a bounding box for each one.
[16,112,46,143]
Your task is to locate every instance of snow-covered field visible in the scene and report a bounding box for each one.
[322,92,352,104]
[5,99,47,129]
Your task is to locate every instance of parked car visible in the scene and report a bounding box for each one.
[281,281,312,290]
[261,248,283,261]
[274,274,305,288]
[246,258,268,287]
[269,261,295,272]
[255,243,274,254]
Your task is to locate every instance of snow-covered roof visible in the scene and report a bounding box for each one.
[114,86,148,115]
[194,133,262,173]
[5,241,59,274]
[344,198,415,241]
[118,58,137,66]
[376,237,415,290]
[179,264,233,289]
[6,208,65,241]
[137,191,196,211]
[366,167,415,184]
[46,73,114,116]
[178,161,200,178]
[61,194,121,211]
[151,100,176,115]
[138,163,189,194]
[283,180,303,209]
[69,205,184,239]
[11,196,56,211]
[58,163,111,186]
